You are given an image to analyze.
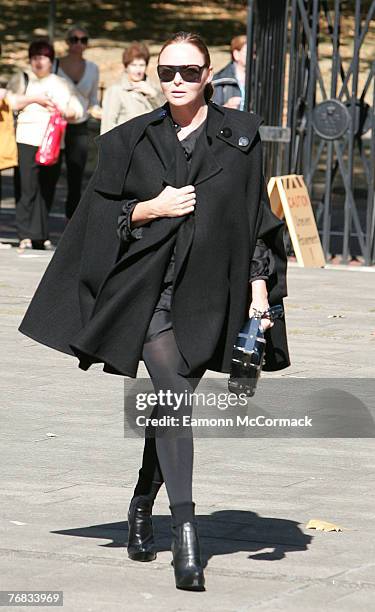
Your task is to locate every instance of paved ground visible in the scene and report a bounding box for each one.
[1,247,374,611]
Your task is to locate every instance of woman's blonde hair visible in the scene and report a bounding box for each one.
[66,25,89,40]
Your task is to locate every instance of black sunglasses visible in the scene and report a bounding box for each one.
[157,64,208,83]
[68,36,88,45]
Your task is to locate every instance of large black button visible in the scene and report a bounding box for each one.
[220,127,232,138]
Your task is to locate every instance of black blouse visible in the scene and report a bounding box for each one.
[117,119,274,284]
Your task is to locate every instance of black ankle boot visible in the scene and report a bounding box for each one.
[170,503,205,591]
[127,496,156,562]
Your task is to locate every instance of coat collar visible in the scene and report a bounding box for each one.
[209,101,263,152]
[93,101,263,196]
[119,72,136,91]
[153,100,263,153]
[144,110,189,188]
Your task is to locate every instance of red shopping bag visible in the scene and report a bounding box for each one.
[36,112,67,166]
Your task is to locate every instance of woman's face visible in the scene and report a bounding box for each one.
[233,44,247,68]
[67,29,88,54]
[158,42,212,108]
[30,55,52,78]
[126,58,147,82]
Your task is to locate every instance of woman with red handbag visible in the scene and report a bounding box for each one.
[8,40,83,250]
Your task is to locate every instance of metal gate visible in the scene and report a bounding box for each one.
[245,0,375,264]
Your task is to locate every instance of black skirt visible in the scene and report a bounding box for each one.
[143,281,173,343]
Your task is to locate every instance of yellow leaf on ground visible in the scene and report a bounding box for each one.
[306,519,343,532]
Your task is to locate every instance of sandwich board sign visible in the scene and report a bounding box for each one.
[267,174,325,267]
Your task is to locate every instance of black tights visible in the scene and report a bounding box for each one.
[64,121,89,219]
[133,329,206,508]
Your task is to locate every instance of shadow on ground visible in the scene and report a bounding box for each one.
[52,509,313,566]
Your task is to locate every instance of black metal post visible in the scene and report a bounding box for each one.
[48,0,56,42]
[244,0,255,113]
[366,62,375,265]
[303,0,319,189]
[342,0,361,262]
[322,0,340,256]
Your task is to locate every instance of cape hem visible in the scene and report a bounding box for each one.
[70,342,138,379]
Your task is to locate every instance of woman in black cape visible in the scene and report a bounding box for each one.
[19,32,290,592]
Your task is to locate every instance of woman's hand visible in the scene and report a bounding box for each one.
[151,185,196,218]
[34,93,57,112]
[59,107,77,120]
[248,300,274,332]
[89,104,102,120]
[130,185,196,228]
[249,279,274,332]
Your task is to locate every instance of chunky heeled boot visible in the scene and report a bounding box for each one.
[127,496,156,562]
[170,503,205,591]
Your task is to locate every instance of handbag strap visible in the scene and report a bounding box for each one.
[13,72,29,123]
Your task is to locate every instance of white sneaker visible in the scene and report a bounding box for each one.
[43,240,54,250]
[18,238,32,249]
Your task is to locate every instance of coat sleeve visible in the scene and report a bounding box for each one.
[248,131,290,371]
[88,62,100,108]
[255,174,288,306]
[248,134,288,305]
[117,199,143,242]
[62,79,84,121]
[249,237,273,282]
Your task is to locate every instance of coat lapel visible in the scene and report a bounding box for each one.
[187,116,222,186]
[93,107,170,196]
[172,105,225,287]
[145,116,189,188]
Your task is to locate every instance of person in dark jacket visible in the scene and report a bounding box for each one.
[18,31,290,592]
[212,34,247,110]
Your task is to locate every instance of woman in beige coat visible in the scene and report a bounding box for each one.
[100,42,163,135]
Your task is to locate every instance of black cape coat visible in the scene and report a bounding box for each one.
[18,101,291,378]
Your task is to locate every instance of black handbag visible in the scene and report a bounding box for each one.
[228,305,284,397]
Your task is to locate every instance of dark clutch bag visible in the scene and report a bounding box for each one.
[228,305,284,397]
